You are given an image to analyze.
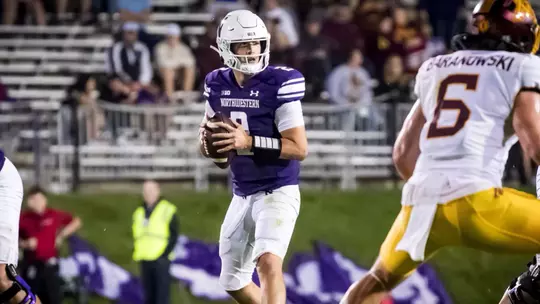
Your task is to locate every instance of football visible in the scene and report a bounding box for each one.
[200,112,235,169]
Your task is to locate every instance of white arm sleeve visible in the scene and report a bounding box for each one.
[274,100,304,132]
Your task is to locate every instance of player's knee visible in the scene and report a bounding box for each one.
[218,262,252,292]
[256,253,282,277]
[219,272,252,292]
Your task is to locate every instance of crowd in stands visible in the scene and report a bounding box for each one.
[1,0,462,106]
[3,0,533,185]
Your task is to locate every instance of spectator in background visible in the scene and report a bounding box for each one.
[326,49,380,130]
[104,22,153,104]
[155,24,196,101]
[207,0,249,15]
[353,0,389,34]
[296,11,331,100]
[118,0,151,23]
[132,180,178,304]
[54,0,92,24]
[266,15,294,65]
[2,0,46,25]
[375,54,410,100]
[64,73,106,142]
[421,20,447,61]
[418,0,464,47]
[326,48,372,105]
[364,16,404,78]
[194,21,222,89]
[321,1,363,67]
[392,5,427,75]
[264,0,299,49]
[19,186,82,304]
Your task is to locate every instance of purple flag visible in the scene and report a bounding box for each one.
[59,235,452,304]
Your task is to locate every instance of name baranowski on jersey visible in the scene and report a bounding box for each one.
[426,53,515,72]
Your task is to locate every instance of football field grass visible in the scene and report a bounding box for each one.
[50,187,534,304]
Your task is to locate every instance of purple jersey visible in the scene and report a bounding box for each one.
[204,66,305,196]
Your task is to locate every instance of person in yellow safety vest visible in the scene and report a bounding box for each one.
[132,180,178,304]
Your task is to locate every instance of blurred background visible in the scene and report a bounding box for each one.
[1,0,539,303]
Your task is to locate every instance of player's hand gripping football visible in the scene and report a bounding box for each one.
[210,121,251,153]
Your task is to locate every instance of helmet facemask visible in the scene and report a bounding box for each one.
[213,36,270,75]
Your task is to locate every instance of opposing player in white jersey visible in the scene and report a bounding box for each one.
[339,0,540,303]
[0,151,40,304]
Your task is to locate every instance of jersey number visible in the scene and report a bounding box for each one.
[427,74,478,139]
[230,111,254,155]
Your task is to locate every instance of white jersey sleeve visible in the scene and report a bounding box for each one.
[520,55,540,92]
[274,101,304,132]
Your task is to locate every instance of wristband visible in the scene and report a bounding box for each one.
[251,136,282,159]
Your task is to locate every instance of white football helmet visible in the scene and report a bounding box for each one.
[211,10,270,75]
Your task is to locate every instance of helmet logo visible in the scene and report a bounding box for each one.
[478,18,490,33]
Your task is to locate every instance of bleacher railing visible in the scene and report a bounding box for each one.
[0,100,60,187]
[0,96,413,193]
[46,96,413,193]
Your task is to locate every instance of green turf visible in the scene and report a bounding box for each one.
[48,187,535,304]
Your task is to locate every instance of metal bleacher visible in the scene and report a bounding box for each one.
[0,3,214,189]
[44,101,403,192]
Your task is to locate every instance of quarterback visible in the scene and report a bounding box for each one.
[0,151,40,303]
[198,10,307,304]
[339,0,540,304]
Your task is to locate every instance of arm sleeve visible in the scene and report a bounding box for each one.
[275,100,304,132]
[520,55,540,93]
[160,214,179,258]
[274,68,306,131]
[276,69,305,105]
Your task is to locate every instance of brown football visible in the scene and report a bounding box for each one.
[200,112,235,169]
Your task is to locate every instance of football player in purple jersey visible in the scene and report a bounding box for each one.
[198,9,308,304]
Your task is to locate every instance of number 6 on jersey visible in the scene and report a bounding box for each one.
[427,74,479,139]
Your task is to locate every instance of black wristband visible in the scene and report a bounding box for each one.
[251,135,282,159]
